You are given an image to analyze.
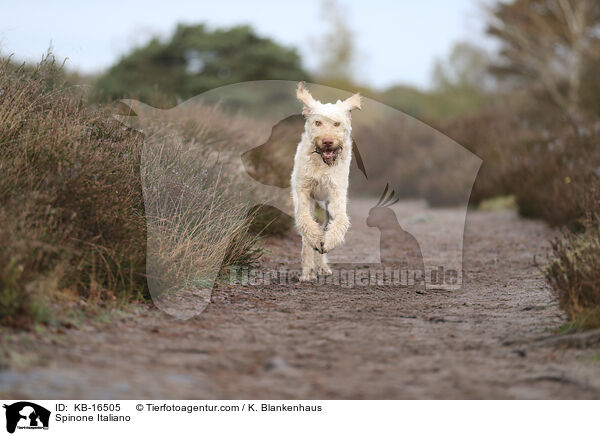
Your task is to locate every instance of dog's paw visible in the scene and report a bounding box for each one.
[300,271,317,282]
[304,231,324,253]
[322,232,339,253]
[317,265,332,276]
[313,241,326,254]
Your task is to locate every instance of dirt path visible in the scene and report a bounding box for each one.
[1,205,600,399]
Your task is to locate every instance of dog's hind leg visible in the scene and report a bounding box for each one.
[315,202,332,276]
[299,199,318,282]
[300,236,317,282]
[315,252,332,276]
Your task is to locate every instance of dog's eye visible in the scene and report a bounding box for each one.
[315,121,322,126]
[334,122,340,127]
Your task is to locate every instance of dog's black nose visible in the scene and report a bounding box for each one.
[322,139,334,147]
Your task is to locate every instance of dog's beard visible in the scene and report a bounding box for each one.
[313,145,342,166]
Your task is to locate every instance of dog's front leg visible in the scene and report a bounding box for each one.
[294,189,323,250]
[322,189,350,253]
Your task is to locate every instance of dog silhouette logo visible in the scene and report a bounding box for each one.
[3,402,50,434]
[115,80,481,319]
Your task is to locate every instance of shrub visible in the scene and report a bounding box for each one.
[505,134,599,228]
[0,56,147,327]
[545,214,600,331]
[441,97,600,329]
[437,108,519,205]
[0,56,266,327]
[441,101,600,227]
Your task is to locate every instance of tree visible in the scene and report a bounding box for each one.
[432,42,492,93]
[311,0,357,84]
[94,24,310,104]
[427,42,493,118]
[487,0,600,126]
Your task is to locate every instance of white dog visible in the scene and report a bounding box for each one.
[291,82,361,282]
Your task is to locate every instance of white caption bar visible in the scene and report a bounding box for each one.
[0,400,596,436]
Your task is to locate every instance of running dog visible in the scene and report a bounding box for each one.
[291,82,361,281]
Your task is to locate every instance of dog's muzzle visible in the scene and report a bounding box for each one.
[314,145,342,166]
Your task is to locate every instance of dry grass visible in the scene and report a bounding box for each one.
[545,217,600,331]
[0,56,146,326]
[545,181,600,330]
[0,57,267,327]
[137,112,264,295]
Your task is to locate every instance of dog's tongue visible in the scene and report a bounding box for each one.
[323,150,335,159]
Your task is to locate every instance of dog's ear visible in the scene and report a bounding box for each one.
[297,82,317,117]
[343,93,362,112]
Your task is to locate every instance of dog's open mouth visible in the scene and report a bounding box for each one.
[314,146,342,165]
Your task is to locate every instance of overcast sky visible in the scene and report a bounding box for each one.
[0,0,493,90]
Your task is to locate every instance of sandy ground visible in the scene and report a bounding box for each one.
[1,204,600,399]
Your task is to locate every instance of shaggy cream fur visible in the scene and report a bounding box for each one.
[291,82,361,282]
